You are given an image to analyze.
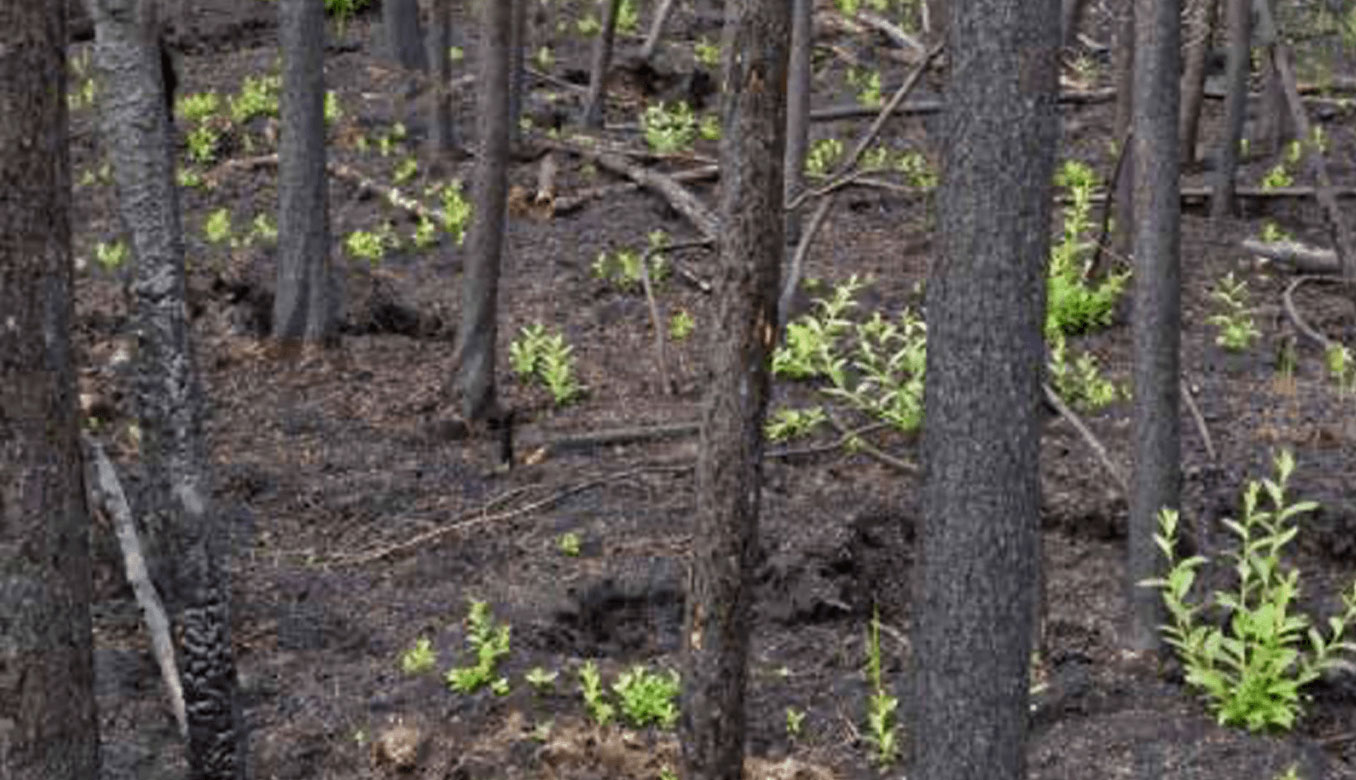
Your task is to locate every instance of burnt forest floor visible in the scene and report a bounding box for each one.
[70,1,1356,778]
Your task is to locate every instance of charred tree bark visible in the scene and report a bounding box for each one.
[508,0,528,148]
[426,0,456,155]
[0,3,100,776]
[276,0,337,346]
[909,2,1058,780]
[1112,2,1135,261]
[456,0,512,423]
[679,0,789,777]
[582,0,622,129]
[90,0,246,776]
[783,0,813,249]
[1210,0,1250,218]
[383,0,427,71]
[1129,0,1182,653]
[1178,0,1218,165]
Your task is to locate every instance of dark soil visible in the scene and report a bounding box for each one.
[72,1,1356,778]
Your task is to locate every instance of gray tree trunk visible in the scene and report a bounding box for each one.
[1179,0,1219,165]
[456,0,512,423]
[427,0,456,155]
[783,0,813,248]
[1252,0,1289,156]
[680,0,789,777]
[383,0,428,71]
[1210,0,1250,218]
[276,0,337,346]
[0,3,101,777]
[508,0,528,147]
[89,1,247,776]
[1112,2,1135,261]
[1061,0,1088,47]
[582,0,622,129]
[639,0,678,61]
[1128,0,1182,653]
[910,2,1058,780]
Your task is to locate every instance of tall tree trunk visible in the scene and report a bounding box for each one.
[1253,0,1289,156]
[783,0,813,248]
[1111,2,1135,263]
[508,0,528,148]
[926,0,948,41]
[426,0,456,155]
[90,1,247,776]
[383,0,428,71]
[0,3,101,777]
[639,0,678,62]
[456,0,512,423]
[909,3,1058,780]
[679,0,789,778]
[582,0,622,129]
[1178,0,1218,165]
[1128,0,1182,654]
[1210,0,1250,218]
[1061,0,1089,47]
[276,0,337,346]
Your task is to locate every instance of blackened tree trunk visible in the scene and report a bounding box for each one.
[909,1,1058,779]
[1253,0,1289,156]
[427,0,456,155]
[1128,0,1182,653]
[1112,2,1135,261]
[679,0,789,778]
[783,0,813,248]
[1210,0,1250,218]
[383,0,427,71]
[0,3,100,776]
[456,0,512,423]
[1179,0,1218,165]
[276,0,336,346]
[639,0,678,62]
[90,1,246,776]
[508,0,528,147]
[582,0,622,129]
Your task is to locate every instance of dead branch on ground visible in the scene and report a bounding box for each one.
[1041,383,1129,495]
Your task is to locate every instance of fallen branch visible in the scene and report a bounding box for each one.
[638,244,675,394]
[81,434,188,740]
[1282,275,1344,351]
[1179,379,1216,463]
[1041,383,1129,496]
[1240,238,1341,275]
[553,165,719,215]
[809,88,1115,122]
[823,410,919,474]
[592,152,721,240]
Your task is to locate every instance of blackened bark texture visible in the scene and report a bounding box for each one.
[90,1,246,776]
[456,0,512,422]
[1178,0,1218,165]
[679,0,789,778]
[582,0,622,129]
[276,0,336,346]
[1128,0,1182,653]
[639,0,678,61]
[1253,0,1289,156]
[508,0,528,147]
[783,0,813,248]
[1112,2,1135,261]
[427,0,456,154]
[909,1,1058,779]
[1210,0,1250,218]
[0,4,100,777]
[383,0,427,71]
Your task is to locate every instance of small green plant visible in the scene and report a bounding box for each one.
[579,661,616,725]
[176,91,220,124]
[895,149,937,190]
[557,532,581,557]
[785,707,806,739]
[862,146,892,171]
[576,13,602,36]
[1274,764,1302,780]
[592,235,670,292]
[612,665,680,728]
[765,406,827,442]
[435,180,473,245]
[694,37,721,67]
[400,637,438,675]
[669,309,695,341]
[641,101,698,154]
[698,113,721,141]
[448,45,464,62]
[1049,160,1129,337]
[186,124,222,164]
[1261,162,1294,191]
[617,0,639,34]
[1260,221,1294,244]
[345,226,396,265]
[805,137,845,178]
[533,45,555,70]
[176,168,204,188]
[1140,451,1356,732]
[509,323,584,405]
[658,767,678,780]
[1047,331,1120,412]
[1207,272,1260,352]
[445,599,512,695]
[525,666,559,692]
[204,208,234,246]
[393,156,418,184]
[248,213,278,245]
[229,73,281,124]
[412,216,438,250]
[863,608,898,766]
[848,67,883,108]
[324,90,342,125]
[1326,344,1354,393]
[94,240,129,272]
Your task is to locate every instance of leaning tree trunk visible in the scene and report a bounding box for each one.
[910,1,1057,780]
[456,0,512,423]
[426,0,457,155]
[1128,0,1182,653]
[0,3,101,777]
[783,0,813,249]
[639,0,678,62]
[1210,0,1250,218]
[276,0,337,346]
[679,0,789,778]
[1178,0,1219,165]
[90,1,247,776]
[582,0,622,129]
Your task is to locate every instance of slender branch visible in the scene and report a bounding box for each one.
[638,244,675,394]
[1179,379,1216,462]
[1041,383,1129,495]
[1283,275,1343,351]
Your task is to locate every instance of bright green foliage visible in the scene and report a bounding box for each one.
[668,309,695,341]
[1261,162,1294,190]
[324,90,342,125]
[1260,221,1294,244]
[785,707,806,739]
[863,609,898,766]
[345,224,398,265]
[805,137,845,177]
[1047,331,1120,412]
[434,180,473,245]
[774,275,861,380]
[895,149,937,190]
[557,532,581,557]
[641,101,698,154]
[228,73,281,124]
[249,213,278,244]
[592,232,670,291]
[612,666,680,728]
[1326,344,1354,393]
[204,208,233,245]
[848,67,883,108]
[509,323,584,406]
[1048,160,1128,338]
[1141,451,1356,732]
[411,216,438,250]
[186,124,222,164]
[579,661,615,725]
[1207,272,1260,352]
[617,0,639,34]
[393,156,418,184]
[176,91,220,124]
[766,406,827,442]
[445,600,512,695]
[94,240,129,272]
[400,637,437,675]
[698,114,721,141]
[534,46,555,70]
[525,666,558,692]
[694,37,721,67]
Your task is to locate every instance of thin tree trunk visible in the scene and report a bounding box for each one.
[910,3,1058,780]
[276,0,337,346]
[457,0,513,423]
[90,1,247,775]
[1129,0,1182,654]
[583,0,622,128]
[1061,0,1089,47]
[1253,0,1289,156]
[0,3,101,776]
[639,0,678,61]
[783,0,813,248]
[1112,1,1135,261]
[1210,0,1250,218]
[1179,0,1219,165]
[680,0,789,776]
[427,0,456,155]
[508,0,528,147]
[383,0,428,71]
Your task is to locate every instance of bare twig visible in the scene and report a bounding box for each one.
[591,152,721,240]
[1283,275,1343,351]
[1179,379,1216,462]
[1088,125,1133,280]
[638,244,674,394]
[553,165,718,215]
[1240,238,1341,274]
[823,410,919,474]
[1041,383,1129,495]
